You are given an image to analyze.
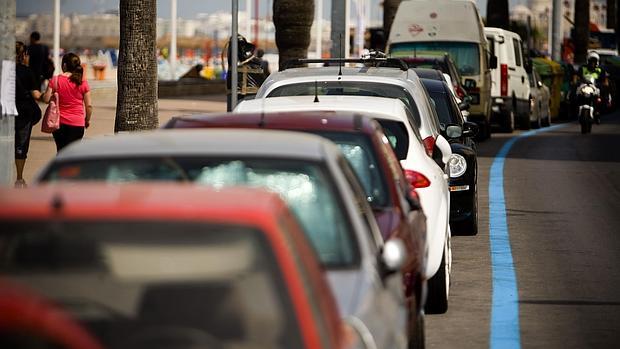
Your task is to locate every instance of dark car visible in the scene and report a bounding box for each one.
[420,78,479,235]
[402,55,469,101]
[165,111,428,347]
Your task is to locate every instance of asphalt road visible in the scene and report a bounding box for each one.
[426,112,620,348]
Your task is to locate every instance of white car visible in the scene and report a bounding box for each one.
[236,96,453,314]
[253,63,453,172]
[528,69,551,128]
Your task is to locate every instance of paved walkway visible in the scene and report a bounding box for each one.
[23,92,227,183]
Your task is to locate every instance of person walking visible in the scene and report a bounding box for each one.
[14,42,42,188]
[27,31,51,90]
[42,53,92,152]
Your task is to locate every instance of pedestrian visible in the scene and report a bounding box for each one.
[27,31,51,90]
[42,53,93,152]
[14,42,42,188]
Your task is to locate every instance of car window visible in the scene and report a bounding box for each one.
[267,81,423,128]
[428,90,455,126]
[337,156,383,252]
[392,42,481,76]
[0,221,304,349]
[42,158,359,268]
[313,131,390,208]
[513,38,522,67]
[376,119,410,160]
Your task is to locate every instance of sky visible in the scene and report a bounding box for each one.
[16,0,527,19]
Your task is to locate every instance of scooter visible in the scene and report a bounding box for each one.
[576,77,600,134]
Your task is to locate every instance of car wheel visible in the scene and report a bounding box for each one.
[542,106,551,127]
[458,183,478,236]
[520,112,531,130]
[425,243,449,314]
[408,310,425,349]
[502,110,515,133]
[532,112,541,129]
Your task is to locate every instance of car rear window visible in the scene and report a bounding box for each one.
[313,131,390,208]
[0,221,303,349]
[267,81,422,127]
[391,42,481,76]
[376,120,409,160]
[41,158,359,268]
[428,90,456,125]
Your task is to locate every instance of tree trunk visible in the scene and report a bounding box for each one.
[486,0,510,29]
[383,0,402,40]
[115,0,158,132]
[608,0,616,29]
[273,0,314,70]
[574,0,590,64]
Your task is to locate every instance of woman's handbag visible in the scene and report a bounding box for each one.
[41,76,60,133]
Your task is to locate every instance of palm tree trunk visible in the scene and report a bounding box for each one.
[383,0,402,40]
[574,0,590,64]
[486,0,510,29]
[273,0,314,70]
[115,0,158,132]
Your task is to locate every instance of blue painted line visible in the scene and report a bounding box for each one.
[489,124,566,349]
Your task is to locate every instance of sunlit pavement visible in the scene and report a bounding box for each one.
[23,91,226,183]
[426,111,620,348]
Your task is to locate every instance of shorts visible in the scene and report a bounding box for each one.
[15,117,33,160]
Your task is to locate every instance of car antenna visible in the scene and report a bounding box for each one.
[338,34,343,76]
[314,80,320,102]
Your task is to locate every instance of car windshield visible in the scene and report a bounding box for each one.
[376,120,410,161]
[313,131,389,208]
[42,158,358,268]
[391,42,480,76]
[0,221,303,349]
[267,81,422,127]
[428,90,456,125]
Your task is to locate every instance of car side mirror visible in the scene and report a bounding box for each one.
[463,121,479,138]
[537,80,543,88]
[458,101,470,111]
[489,55,498,69]
[464,78,477,90]
[445,124,463,139]
[379,238,407,279]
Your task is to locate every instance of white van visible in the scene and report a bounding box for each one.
[485,27,531,131]
[388,0,494,139]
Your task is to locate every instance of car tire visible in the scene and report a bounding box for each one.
[520,112,531,130]
[425,245,449,314]
[408,310,425,349]
[458,183,478,236]
[542,106,551,127]
[502,110,515,133]
[532,113,541,129]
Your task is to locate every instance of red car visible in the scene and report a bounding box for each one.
[0,184,353,349]
[166,111,428,345]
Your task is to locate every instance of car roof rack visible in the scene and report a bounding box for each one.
[280,57,409,72]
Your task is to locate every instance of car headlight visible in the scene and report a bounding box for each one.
[449,154,467,178]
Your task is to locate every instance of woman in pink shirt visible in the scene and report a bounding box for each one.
[43,53,93,152]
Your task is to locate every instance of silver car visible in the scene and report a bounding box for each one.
[253,63,453,171]
[36,129,409,349]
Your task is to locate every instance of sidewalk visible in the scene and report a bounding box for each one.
[23,92,227,183]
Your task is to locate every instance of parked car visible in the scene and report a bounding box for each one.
[0,184,356,349]
[165,111,428,345]
[401,54,469,101]
[420,78,480,235]
[529,69,552,127]
[235,96,452,314]
[485,27,531,131]
[388,0,494,139]
[35,130,409,348]
[253,59,453,171]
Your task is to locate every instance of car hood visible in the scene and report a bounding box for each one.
[326,269,364,316]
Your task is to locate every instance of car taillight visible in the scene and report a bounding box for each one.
[404,169,431,188]
[456,85,465,99]
[500,63,508,96]
[422,136,435,157]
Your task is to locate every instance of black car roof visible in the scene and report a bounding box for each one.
[419,78,449,93]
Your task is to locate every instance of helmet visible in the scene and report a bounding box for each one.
[587,51,600,63]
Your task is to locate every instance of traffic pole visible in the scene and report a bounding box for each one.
[551,0,562,61]
[231,0,239,110]
[53,0,60,74]
[0,0,15,185]
[170,0,177,80]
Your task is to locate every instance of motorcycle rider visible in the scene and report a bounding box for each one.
[577,51,609,123]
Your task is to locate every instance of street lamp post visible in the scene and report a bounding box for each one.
[231,0,239,110]
[170,0,177,80]
[53,0,60,74]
